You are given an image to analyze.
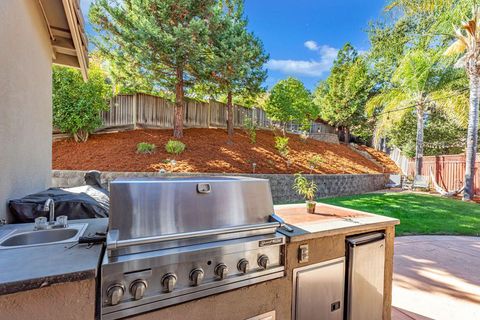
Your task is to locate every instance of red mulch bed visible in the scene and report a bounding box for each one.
[355,144,400,174]
[53,128,399,174]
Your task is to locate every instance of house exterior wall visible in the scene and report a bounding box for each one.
[0,1,52,221]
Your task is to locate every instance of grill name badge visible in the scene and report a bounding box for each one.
[259,238,283,247]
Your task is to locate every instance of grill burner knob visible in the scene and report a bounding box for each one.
[130,280,147,300]
[214,263,228,280]
[257,255,269,270]
[237,259,250,274]
[189,268,205,286]
[161,273,177,293]
[107,284,125,306]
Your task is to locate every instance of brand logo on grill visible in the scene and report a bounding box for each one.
[197,183,211,194]
[259,238,283,247]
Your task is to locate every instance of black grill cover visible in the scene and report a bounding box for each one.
[8,185,109,223]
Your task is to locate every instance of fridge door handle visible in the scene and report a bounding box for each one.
[347,232,385,246]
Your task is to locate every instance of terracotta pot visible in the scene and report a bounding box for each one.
[306,200,316,214]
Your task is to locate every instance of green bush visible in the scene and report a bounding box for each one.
[137,142,156,154]
[243,118,257,144]
[52,63,111,142]
[165,140,186,155]
[274,136,289,156]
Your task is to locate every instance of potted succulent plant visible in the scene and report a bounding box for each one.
[293,173,318,214]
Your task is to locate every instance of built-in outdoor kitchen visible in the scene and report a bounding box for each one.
[0,176,398,320]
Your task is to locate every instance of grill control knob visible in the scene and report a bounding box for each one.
[237,259,250,274]
[161,273,177,293]
[107,284,125,306]
[214,263,228,280]
[189,268,205,286]
[257,255,269,270]
[130,280,147,300]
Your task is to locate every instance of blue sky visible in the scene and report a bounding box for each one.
[80,0,386,91]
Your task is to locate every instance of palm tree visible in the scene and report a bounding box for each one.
[386,0,456,13]
[367,49,467,177]
[445,7,480,200]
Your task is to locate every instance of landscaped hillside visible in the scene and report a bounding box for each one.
[52,129,398,174]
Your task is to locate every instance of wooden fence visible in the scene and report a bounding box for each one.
[405,154,480,194]
[99,93,335,134]
[388,147,480,194]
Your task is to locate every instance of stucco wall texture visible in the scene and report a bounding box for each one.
[52,170,389,203]
[0,0,52,222]
[0,279,96,320]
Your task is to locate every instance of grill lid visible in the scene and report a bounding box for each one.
[109,176,275,241]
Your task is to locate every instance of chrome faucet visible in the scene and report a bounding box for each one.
[43,198,55,226]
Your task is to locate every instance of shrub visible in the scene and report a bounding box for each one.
[299,131,309,143]
[52,63,111,142]
[165,140,186,155]
[243,118,257,144]
[137,142,156,154]
[308,155,324,168]
[293,173,318,201]
[275,136,289,156]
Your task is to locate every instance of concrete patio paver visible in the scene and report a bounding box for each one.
[392,236,480,320]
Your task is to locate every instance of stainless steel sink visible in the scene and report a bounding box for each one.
[0,223,88,249]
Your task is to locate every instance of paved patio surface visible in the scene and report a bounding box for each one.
[392,236,480,320]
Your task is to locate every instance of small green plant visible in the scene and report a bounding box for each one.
[243,118,257,144]
[293,173,318,201]
[275,136,289,156]
[308,155,324,168]
[299,131,309,143]
[137,142,156,154]
[165,140,186,155]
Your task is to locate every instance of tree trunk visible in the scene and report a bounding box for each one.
[464,73,480,201]
[344,127,350,144]
[173,67,184,138]
[226,91,234,143]
[282,122,286,136]
[73,130,89,143]
[414,106,425,177]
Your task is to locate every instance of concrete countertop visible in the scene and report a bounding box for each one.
[0,218,108,295]
[275,203,399,242]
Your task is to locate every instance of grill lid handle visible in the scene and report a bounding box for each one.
[107,222,281,251]
[269,213,293,233]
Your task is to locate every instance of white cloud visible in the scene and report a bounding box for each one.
[267,44,338,77]
[304,40,319,51]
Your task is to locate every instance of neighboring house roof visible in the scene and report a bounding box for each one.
[38,0,88,80]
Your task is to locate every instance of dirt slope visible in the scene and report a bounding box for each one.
[53,128,398,174]
[354,145,400,174]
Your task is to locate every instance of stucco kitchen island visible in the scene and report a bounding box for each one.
[0,203,398,320]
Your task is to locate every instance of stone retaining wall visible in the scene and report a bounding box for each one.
[52,170,389,203]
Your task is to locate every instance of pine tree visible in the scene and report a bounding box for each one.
[207,0,268,142]
[89,0,217,138]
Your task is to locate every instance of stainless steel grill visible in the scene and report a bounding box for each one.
[101,176,286,320]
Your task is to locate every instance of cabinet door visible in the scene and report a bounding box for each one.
[347,238,385,320]
[293,258,345,320]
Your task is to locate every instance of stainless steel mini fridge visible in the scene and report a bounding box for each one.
[346,233,386,320]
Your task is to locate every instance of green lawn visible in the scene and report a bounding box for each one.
[318,192,480,236]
